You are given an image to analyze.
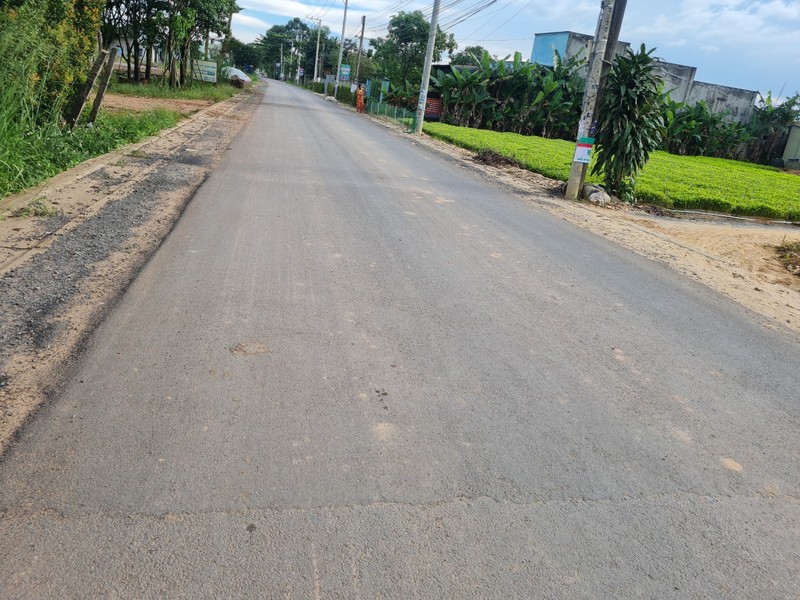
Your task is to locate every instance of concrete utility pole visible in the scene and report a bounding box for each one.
[280,43,284,80]
[295,32,305,85]
[565,0,626,200]
[354,15,366,85]
[413,0,442,134]
[309,17,322,81]
[334,0,349,98]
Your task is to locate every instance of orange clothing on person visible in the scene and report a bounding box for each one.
[356,87,365,113]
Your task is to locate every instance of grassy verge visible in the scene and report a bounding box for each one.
[1,109,180,200]
[108,80,241,102]
[423,122,800,221]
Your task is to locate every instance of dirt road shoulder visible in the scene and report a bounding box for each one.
[0,87,262,454]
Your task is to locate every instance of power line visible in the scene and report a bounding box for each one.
[458,0,515,41]
[473,0,535,43]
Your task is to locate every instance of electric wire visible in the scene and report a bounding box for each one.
[472,0,534,43]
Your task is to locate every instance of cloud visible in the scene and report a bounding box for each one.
[232,13,271,29]
[699,44,720,53]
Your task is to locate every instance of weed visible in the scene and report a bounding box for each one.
[776,241,800,276]
[11,198,59,218]
[124,149,150,158]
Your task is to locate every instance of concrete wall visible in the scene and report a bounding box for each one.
[685,81,758,123]
[783,124,800,169]
[530,31,758,123]
[658,62,696,103]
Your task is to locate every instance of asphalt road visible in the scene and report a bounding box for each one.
[1,81,799,598]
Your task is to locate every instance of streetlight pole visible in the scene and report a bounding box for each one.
[413,0,441,134]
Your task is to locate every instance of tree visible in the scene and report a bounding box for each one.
[228,37,259,71]
[450,45,491,66]
[592,44,666,202]
[255,18,319,80]
[370,11,456,86]
[102,0,164,82]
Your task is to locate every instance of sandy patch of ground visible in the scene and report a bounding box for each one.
[101,92,215,115]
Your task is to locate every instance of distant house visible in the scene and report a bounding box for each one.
[531,31,758,124]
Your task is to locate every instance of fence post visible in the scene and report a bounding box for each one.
[88,47,119,124]
[66,49,109,127]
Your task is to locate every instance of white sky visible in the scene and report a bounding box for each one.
[231,0,800,98]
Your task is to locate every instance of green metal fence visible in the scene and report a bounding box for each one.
[366,100,416,131]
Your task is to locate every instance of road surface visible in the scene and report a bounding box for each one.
[1,81,799,598]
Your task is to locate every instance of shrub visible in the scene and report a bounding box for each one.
[592,44,666,202]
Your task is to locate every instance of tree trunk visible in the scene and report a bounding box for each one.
[179,42,187,87]
[133,39,141,82]
[166,27,177,88]
[145,46,152,82]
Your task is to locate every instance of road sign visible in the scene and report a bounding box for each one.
[193,60,217,83]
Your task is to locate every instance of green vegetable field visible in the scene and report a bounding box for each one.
[423,122,800,222]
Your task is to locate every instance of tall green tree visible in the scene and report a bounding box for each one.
[255,18,320,79]
[228,37,259,70]
[450,45,491,66]
[370,11,456,86]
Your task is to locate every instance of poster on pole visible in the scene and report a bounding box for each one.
[573,137,594,164]
[193,60,217,83]
[339,64,351,82]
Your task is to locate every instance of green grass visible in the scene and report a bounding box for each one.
[108,80,241,102]
[1,109,180,200]
[423,122,800,221]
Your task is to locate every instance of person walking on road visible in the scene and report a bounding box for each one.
[356,84,365,113]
